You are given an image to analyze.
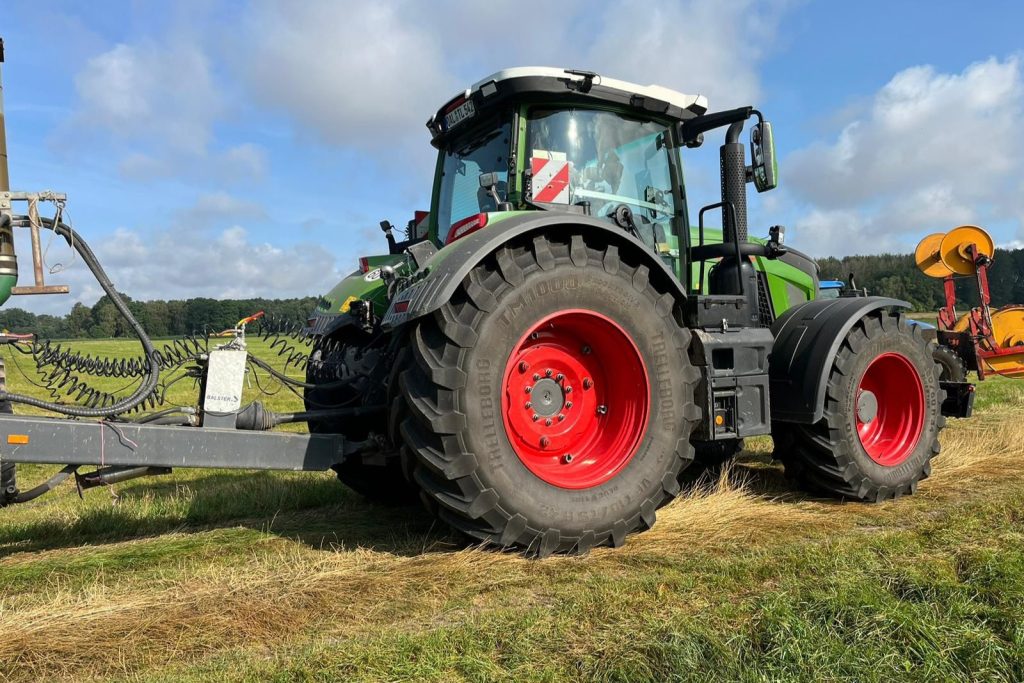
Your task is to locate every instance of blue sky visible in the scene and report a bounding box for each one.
[3,0,1021,313]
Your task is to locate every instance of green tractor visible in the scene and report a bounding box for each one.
[305,67,960,556]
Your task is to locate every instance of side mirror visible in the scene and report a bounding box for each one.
[478,171,511,211]
[750,121,778,193]
[478,171,501,189]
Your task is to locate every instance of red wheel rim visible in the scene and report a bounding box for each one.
[501,309,650,489]
[855,352,925,466]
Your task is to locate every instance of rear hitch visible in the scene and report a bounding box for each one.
[940,381,975,419]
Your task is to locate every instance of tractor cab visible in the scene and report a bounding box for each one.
[425,67,711,265]
[421,67,795,316]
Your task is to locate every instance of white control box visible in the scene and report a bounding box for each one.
[203,347,247,414]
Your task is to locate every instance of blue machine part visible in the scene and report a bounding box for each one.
[818,280,845,300]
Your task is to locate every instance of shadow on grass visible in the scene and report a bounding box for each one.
[0,469,460,559]
[1,450,824,561]
[680,450,789,494]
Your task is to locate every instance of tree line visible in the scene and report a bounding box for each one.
[817,246,1024,311]
[0,295,319,340]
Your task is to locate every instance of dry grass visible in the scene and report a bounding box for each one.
[0,463,841,681]
[5,409,1024,681]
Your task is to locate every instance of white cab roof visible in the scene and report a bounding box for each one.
[469,66,709,114]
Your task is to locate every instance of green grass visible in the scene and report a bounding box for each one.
[1,339,1024,681]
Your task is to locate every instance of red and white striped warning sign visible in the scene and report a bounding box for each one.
[531,157,570,204]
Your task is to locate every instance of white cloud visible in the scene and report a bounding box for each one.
[584,0,787,110]
[233,1,455,147]
[29,224,342,314]
[14,193,343,315]
[66,38,267,183]
[231,0,785,148]
[174,192,269,228]
[73,40,222,155]
[783,56,1024,255]
[117,143,267,183]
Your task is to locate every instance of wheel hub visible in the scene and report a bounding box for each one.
[502,309,650,490]
[856,390,878,423]
[531,378,564,417]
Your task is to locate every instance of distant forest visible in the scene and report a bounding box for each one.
[816,246,1024,311]
[0,246,1021,339]
[0,295,318,340]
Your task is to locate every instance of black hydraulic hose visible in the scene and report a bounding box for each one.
[11,464,77,504]
[3,216,160,416]
[233,400,386,430]
[133,406,194,424]
[140,416,192,426]
[248,354,363,390]
[271,406,386,425]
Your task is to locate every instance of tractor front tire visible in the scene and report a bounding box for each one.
[774,311,945,501]
[305,332,417,505]
[400,235,701,556]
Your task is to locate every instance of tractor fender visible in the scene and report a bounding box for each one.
[768,296,911,424]
[304,309,357,338]
[381,213,688,329]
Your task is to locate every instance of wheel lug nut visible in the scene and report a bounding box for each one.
[597,405,608,415]
[540,437,550,448]
[532,414,540,422]
[545,369,553,377]
[561,453,573,464]
[582,345,591,355]
[533,373,540,381]
[545,418,553,426]
[519,361,529,373]
[583,378,593,390]
[565,386,572,394]
[556,373,564,382]
[565,401,573,409]
[525,401,532,409]
[525,386,532,394]
[557,414,565,421]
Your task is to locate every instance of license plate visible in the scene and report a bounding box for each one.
[444,100,476,130]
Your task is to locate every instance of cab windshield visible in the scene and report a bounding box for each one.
[526,108,678,241]
[436,121,512,244]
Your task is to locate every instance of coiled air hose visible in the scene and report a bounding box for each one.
[2,215,160,417]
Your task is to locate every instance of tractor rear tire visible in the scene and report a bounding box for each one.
[773,311,945,501]
[0,359,14,507]
[305,332,417,505]
[400,234,701,556]
[932,344,967,383]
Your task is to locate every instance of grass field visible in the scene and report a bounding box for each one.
[1,338,1024,682]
